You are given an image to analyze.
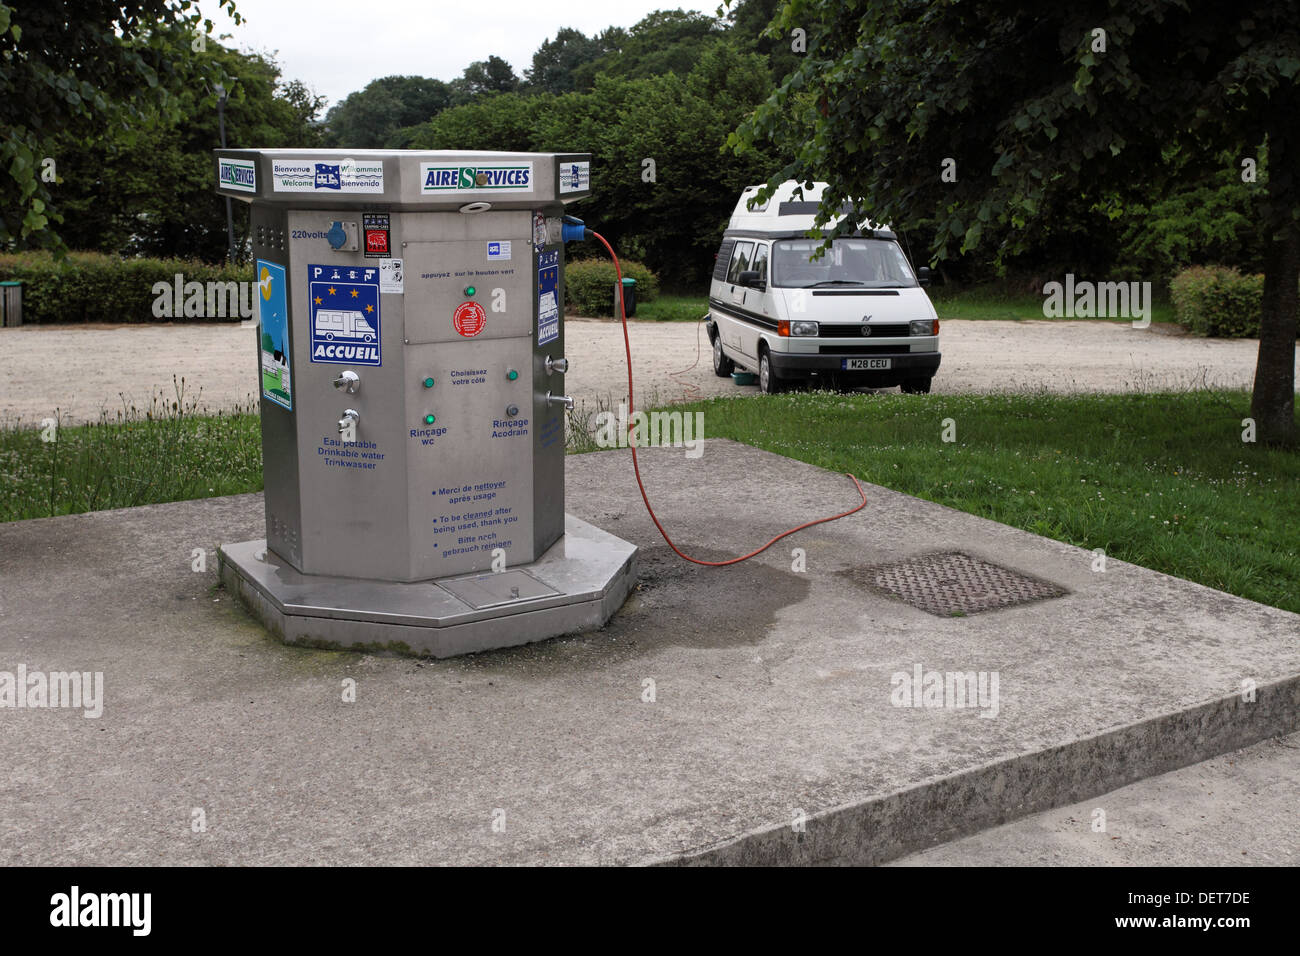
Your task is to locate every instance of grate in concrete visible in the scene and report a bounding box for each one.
[849,551,1067,617]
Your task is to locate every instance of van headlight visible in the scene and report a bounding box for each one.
[910,319,938,335]
[790,320,819,337]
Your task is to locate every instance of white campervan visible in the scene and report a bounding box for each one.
[314,309,377,342]
[707,181,940,394]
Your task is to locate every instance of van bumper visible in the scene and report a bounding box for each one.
[768,349,941,384]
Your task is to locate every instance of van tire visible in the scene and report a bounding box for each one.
[901,375,933,394]
[759,351,784,394]
[712,334,735,377]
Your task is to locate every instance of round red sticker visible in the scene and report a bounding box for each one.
[452,301,486,337]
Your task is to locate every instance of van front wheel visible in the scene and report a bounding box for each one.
[901,375,933,394]
[759,352,785,394]
[713,335,735,377]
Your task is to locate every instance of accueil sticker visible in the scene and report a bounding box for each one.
[308,264,382,365]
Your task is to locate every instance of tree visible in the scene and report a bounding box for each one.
[539,45,779,285]
[573,10,728,88]
[1116,150,1268,284]
[725,0,804,84]
[735,0,1300,445]
[0,0,241,251]
[526,28,606,95]
[324,75,451,148]
[451,56,520,103]
[52,32,324,261]
[405,43,777,286]
[405,92,550,152]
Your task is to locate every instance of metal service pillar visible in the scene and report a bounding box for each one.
[215,150,634,657]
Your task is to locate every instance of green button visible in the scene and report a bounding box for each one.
[506,369,518,381]
[464,285,476,296]
[423,377,434,388]
[424,414,436,425]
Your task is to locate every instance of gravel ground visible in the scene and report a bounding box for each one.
[1,317,1290,425]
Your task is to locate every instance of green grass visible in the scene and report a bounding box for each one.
[632,294,711,322]
[8,382,1295,617]
[634,390,1300,614]
[929,284,1177,324]
[0,381,261,522]
[616,289,1179,324]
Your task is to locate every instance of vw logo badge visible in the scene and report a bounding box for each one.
[860,324,872,336]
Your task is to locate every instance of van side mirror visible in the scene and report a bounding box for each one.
[738,270,765,289]
[916,266,933,287]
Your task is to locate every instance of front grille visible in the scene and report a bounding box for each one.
[819,344,910,355]
[819,323,910,337]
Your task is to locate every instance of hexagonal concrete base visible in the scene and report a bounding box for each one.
[218,514,636,658]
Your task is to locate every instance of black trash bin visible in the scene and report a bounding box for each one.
[617,277,637,318]
[0,281,21,327]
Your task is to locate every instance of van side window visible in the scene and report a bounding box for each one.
[750,244,769,282]
[726,241,754,284]
[713,239,737,282]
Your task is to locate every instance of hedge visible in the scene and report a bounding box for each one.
[564,257,660,317]
[1169,265,1264,338]
[0,251,255,323]
[3,250,665,324]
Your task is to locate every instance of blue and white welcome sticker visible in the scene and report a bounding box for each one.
[308,264,381,366]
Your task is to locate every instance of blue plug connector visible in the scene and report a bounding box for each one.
[561,215,587,243]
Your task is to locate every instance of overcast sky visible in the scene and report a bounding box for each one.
[216,0,717,109]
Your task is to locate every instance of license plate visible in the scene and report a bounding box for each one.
[842,358,891,370]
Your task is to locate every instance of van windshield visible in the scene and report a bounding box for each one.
[771,238,918,289]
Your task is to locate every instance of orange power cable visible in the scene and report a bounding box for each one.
[589,230,868,567]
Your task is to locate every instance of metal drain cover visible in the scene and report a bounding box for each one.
[849,551,1067,616]
[439,569,559,610]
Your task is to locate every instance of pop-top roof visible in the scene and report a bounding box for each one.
[727,181,893,238]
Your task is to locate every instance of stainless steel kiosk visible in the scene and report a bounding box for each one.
[215,149,635,657]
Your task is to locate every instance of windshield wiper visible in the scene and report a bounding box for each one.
[807,279,866,287]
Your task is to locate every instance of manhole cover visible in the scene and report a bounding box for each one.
[847,551,1067,617]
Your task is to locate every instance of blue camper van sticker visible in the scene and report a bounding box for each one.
[308,264,381,366]
[314,164,341,189]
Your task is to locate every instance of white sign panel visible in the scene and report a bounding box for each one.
[272,158,384,194]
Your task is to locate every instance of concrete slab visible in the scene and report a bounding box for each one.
[889,732,1300,866]
[1,439,1297,865]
